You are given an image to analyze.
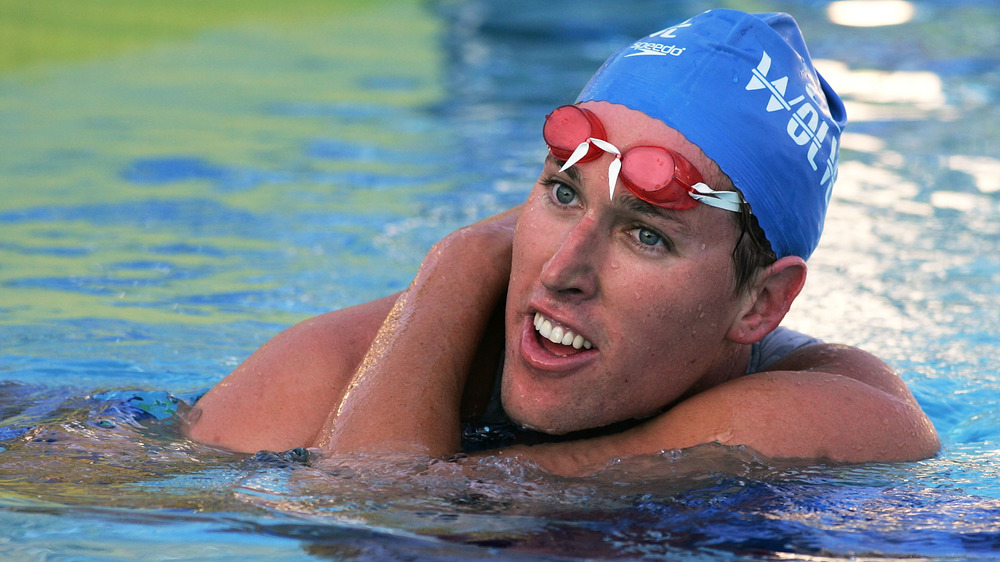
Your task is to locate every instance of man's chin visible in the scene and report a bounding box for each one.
[505,406,598,436]
[500,379,613,435]
[505,399,660,439]
[504,407,563,435]
[513,419,573,436]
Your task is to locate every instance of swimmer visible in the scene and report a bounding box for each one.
[183,9,939,475]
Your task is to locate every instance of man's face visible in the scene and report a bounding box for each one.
[501,101,750,434]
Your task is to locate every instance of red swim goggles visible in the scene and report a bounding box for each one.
[542,105,742,212]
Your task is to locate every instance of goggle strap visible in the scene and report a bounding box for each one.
[607,157,622,200]
[559,141,593,173]
[559,137,625,200]
[588,137,621,156]
[689,182,743,212]
[587,138,623,200]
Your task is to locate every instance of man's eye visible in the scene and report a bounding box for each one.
[554,183,577,205]
[636,227,662,246]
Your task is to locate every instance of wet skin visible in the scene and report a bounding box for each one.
[184,102,940,473]
[502,102,754,434]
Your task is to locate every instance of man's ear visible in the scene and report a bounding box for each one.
[727,256,807,345]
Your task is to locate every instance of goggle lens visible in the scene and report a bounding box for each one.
[620,146,697,210]
[542,105,606,164]
[542,105,742,213]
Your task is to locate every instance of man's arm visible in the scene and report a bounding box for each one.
[316,207,518,456]
[184,207,518,454]
[182,293,400,452]
[490,344,940,477]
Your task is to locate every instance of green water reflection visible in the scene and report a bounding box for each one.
[1,0,444,326]
[0,0,398,71]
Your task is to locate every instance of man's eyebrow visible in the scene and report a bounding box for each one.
[543,154,694,233]
[545,155,583,185]
[616,193,694,235]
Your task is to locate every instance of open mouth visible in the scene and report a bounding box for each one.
[533,312,593,351]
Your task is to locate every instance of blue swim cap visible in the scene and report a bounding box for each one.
[577,9,846,260]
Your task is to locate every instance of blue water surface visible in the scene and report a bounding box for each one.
[2,1,1000,559]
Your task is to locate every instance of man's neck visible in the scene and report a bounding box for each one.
[682,342,754,400]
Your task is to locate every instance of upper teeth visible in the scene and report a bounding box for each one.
[534,313,593,350]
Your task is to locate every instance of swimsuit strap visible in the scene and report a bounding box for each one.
[746,326,824,374]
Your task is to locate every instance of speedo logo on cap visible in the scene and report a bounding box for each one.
[626,21,693,57]
[745,51,838,187]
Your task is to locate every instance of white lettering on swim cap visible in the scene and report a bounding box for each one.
[648,20,693,39]
[745,51,838,188]
[624,20,692,60]
[626,42,686,57]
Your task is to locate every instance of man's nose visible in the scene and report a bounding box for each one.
[539,214,600,299]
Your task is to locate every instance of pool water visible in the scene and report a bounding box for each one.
[2,0,999,559]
